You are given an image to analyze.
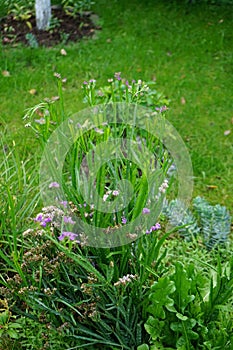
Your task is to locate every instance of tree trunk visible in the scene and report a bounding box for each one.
[35,0,51,30]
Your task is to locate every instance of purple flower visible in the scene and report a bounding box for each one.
[142,208,150,214]
[132,79,136,84]
[39,217,52,227]
[83,81,88,85]
[60,201,68,208]
[49,182,60,188]
[44,217,52,224]
[63,216,75,225]
[34,214,52,227]
[58,231,79,242]
[114,72,121,80]
[146,223,161,234]
[35,214,43,222]
[121,217,127,224]
[151,223,161,231]
[112,190,119,196]
[89,79,96,83]
[155,106,169,112]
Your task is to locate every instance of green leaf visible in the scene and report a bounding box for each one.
[0,310,10,325]
[171,318,199,348]
[9,322,23,328]
[172,262,195,313]
[137,344,150,350]
[148,276,176,319]
[144,315,164,340]
[176,312,188,321]
[7,328,19,339]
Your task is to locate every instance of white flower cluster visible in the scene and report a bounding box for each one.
[159,179,169,193]
[103,189,120,202]
[114,274,137,287]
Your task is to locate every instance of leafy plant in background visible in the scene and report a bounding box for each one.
[24,73,169,143]
[163,196,231,249]
[189,0,233,4]
[61,0,95,16]
[162,199,200,241]
[0,0,10,17]
[25,32,38,48]
[193,196,231,249]
[0,298,23,343]
[10,2,34,22]
[82,73,169,108]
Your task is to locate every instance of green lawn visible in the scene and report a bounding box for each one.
[1,0,233,210]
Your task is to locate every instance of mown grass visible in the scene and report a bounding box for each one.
[0,0,233,209]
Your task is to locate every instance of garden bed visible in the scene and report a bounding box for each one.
[0,7,100,47]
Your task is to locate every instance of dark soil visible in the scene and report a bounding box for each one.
[0,7,100,47]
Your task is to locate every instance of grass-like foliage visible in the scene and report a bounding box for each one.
[0,71,232,349]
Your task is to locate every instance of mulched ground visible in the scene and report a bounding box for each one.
[0,7,100,47]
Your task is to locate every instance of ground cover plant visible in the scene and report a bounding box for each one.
[0,0,233,349]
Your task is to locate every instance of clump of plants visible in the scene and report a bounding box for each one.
[0,72,232,349]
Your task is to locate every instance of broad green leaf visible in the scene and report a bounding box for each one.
[171,318,199,348]
[137,344,149,350]
[9,322,23,328]
[148,276,176,319]
[144,315,164,340]
[172,262,195,313]
[7,328,19,339]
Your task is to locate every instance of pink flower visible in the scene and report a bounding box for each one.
[49,182,60,188]
[142,208,150,214]
[114,72,121,80]
[58,231,79,242]
[146,223,161,234]
[63,216,75,224]
[60,201,68,208]
[121,217,127,224]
